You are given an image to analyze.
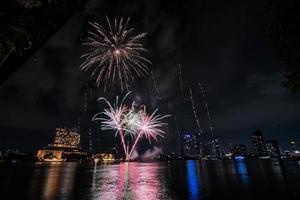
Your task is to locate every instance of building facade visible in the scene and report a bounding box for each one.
[37,127,86,161]
[183,132,198,157]
[251,130,268,157]
[265,140,280,157]
[231,144,248,157]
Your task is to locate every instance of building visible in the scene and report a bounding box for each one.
[37,127,87,161]
[231,144,248,157]
[93,153,115,162]
[211,137,222,158]
[183,132,198,157]
[251,130,268,157]
[249,147,257,157]
[52,127,81,149]
[289,141,300,158]
[265,140,281,157]
[199,142,210,158]
[289,141,298,151]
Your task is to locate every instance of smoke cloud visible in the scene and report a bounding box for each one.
[141,146,162,160]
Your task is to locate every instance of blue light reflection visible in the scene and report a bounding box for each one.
[187,160,200,200]
[236,160,249,188]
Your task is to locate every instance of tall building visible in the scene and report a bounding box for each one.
[37,127,86,161]
[251,130,268,157]
[183,132,198,157]
[52,127,81,149]
[265,140,281,157]
[211,137,222,157]
[289,141,298,151]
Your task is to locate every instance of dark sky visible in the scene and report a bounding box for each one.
[0,0,299,153]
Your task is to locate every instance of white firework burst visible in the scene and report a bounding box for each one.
[80,16,151,91]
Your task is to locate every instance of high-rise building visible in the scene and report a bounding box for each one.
[37,127,86,161]
[183,132,198,157]
[211,137,222,157]
[52,127,80,149]
[79,84,98,152]
[251,130,268,157]
[265,140,281,157]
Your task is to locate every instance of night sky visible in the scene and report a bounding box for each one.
[0,0,299,153]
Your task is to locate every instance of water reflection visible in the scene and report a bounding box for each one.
[187,160,200,200]
[131,163,161,199]
[1,160,300,200]
[270,161,285,188]
[42,163,62,200]
[90,163,121,199]
[235,160,249,189]
[29,162,77,200]
[89,162,163,200]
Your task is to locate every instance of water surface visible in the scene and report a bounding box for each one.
[0,160,299,200]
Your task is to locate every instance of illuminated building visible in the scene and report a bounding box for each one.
[231,144,248,157]
[52,127,81,149]
[93,153,115,162]
[183,132,198,157]
[251,130,268,157]
[37,127,87,161]
[265,140,280,157]
[210,137,222,157]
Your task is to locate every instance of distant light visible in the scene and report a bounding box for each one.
[234,156,245,161]
[184,133,192,140]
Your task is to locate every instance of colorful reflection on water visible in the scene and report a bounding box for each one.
[186,160,200,200]
[235,160,249,188]
[89,162,165,200]
[0,160,299,200]
[28,162,77,200]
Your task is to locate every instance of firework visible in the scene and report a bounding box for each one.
[189,88,203,136]
[93,92,169,161]
[128,108,170,159]
[123,104,141,135]
[178,64,184,97]
[174,115,181,154]
[198,83,214,137]
[80,16,151,91]
[92,92,131,157]
[151,70,160,95]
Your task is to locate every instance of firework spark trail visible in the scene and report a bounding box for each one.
[128,109,170,159]
[178,64,184,97]
[80,16,151,91]
[198,83,214,137]
[128,131,143,159]
[94,105,128,156]
[189,88,203,136]
[93,92,169,160]
[151,70,161,96]
[92,92,132,157]
[174,115,182,154]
